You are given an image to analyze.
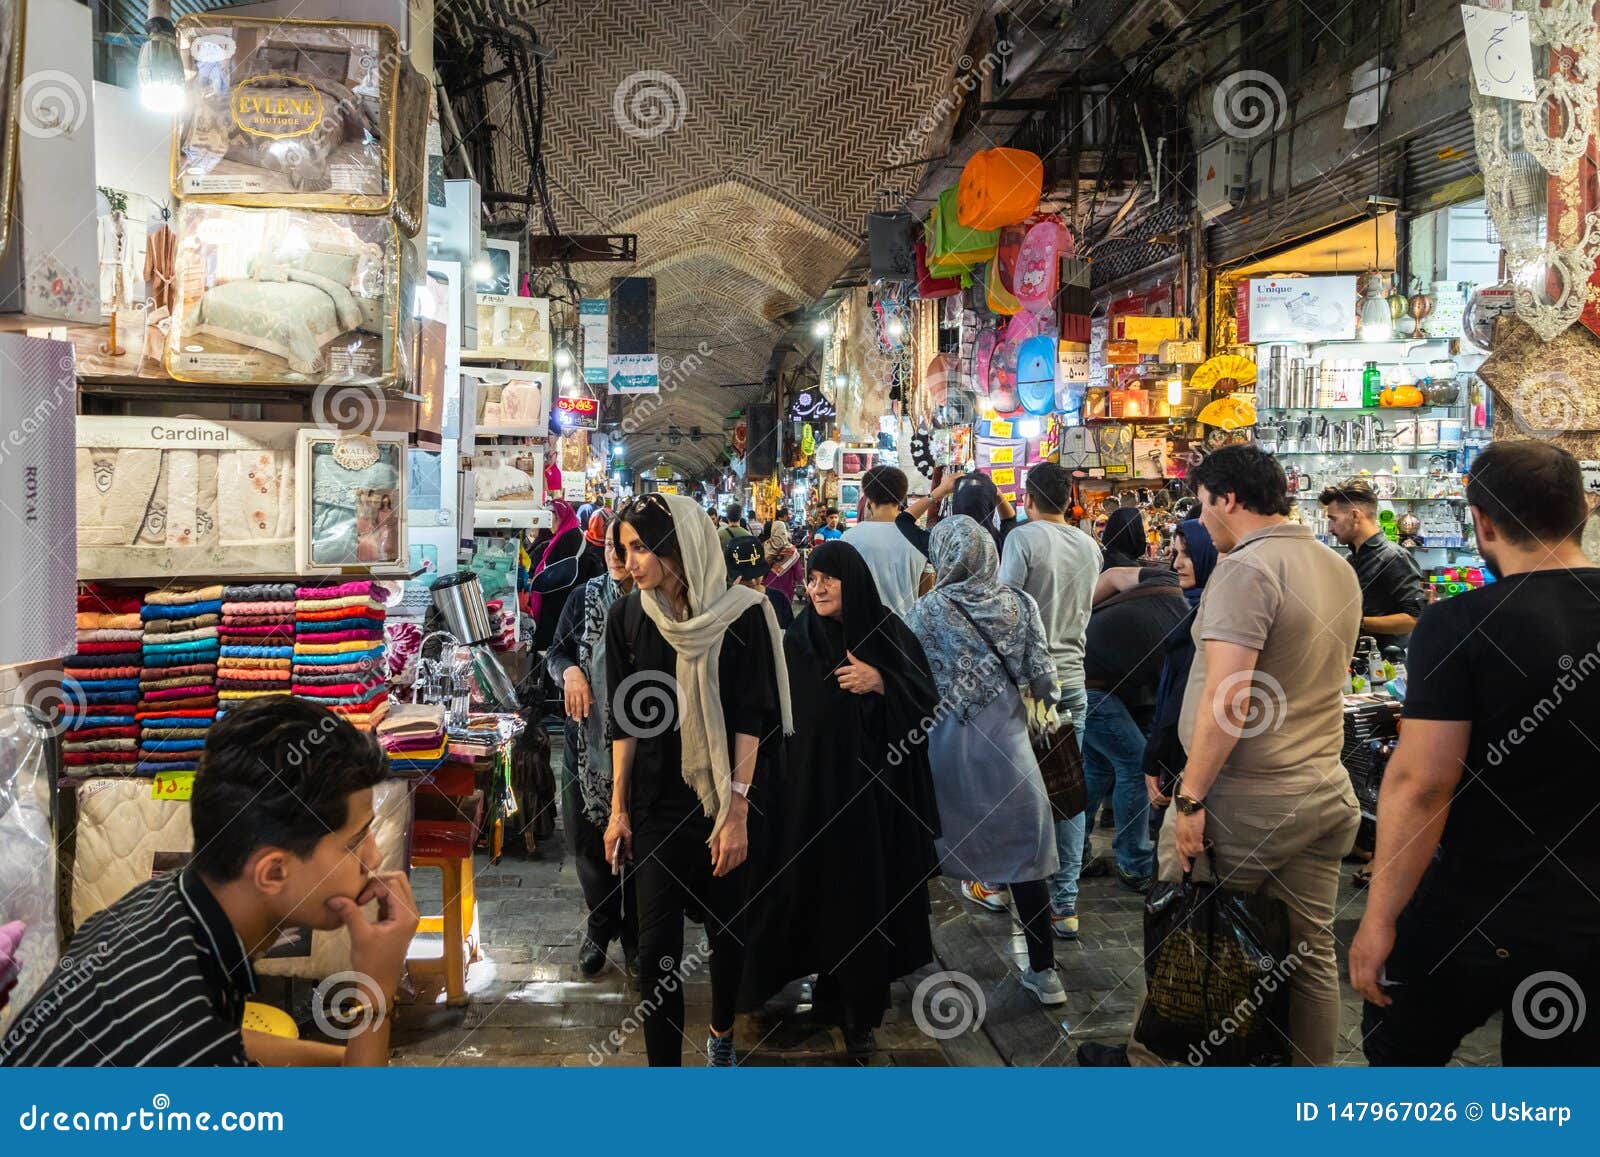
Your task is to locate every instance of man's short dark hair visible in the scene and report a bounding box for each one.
[1467,441,1589,546]
[1025,462,1071,514]
[861,465,909,508]
[723,501,742,523]
[1317,478,1378,513]
[191,697,387,881]
[1190,444,1291,516]
[825,507,839,517]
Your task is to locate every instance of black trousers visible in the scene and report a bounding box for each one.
[559,746,635,955]
[632,808,746,1066]
[1362,895,1600,1066]
[1009,879,1055,972]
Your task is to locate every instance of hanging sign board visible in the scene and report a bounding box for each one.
[1058,348,1091,383]
[608,353,660,395]
[1236,276,1357,343]
[1460,4,1535,103]
[553,395,599,430]
[580,298,610,384]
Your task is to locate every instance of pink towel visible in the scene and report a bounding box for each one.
[296,580,380,600]
[217,624,295,637]
[222,601,296,615]
[142,684,215,701]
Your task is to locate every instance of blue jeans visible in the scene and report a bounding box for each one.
[1080,689,1154,878]
[1049,684,1088,914]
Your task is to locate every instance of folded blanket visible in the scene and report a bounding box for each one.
[222,583,297,602]
[218,681,292,693]
[218,656,295,670]
[136,662,217,680]
[219,613,299,627]
[72,642,145,656]
[74,628,146,642]
[145,585,224,605]
[79,690,141,705]
[76,612,142,630]
[296,580,381,600]
[134,708,218,722]
[220,646,295,660]
[66,666,142,681]
[217,624,295,637]
[294,607,385,624]
[141,683,215,700]
[136,750,202,764]
[142,727,211,740]
[135,760,199,772]
[142,614,221,633]
[63,751,138,766]
[63,737,139,752]
[142,634,221,652]
[294,629,385,646]
[142,599,223,620]
[294,638,385,655]
[136,696,218,712]
[293,680,388,699]
[62,725,141,740]
[139,738,208,752]
[218,689,293,700]
[140,674,220,692]
[292,662,381,679]
[296,601,386,619]
[140,716,213,729]
[382,733,446,754]
[292,649,384,667]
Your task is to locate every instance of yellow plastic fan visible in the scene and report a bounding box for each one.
[1189,354,1258,392]
[242,1001,299,1040]
[1197,396,1257,430]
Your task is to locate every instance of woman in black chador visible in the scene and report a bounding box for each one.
[743,541,942,1056]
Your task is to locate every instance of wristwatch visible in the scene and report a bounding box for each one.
[729,780,751,799]
[1174,792,1206,816]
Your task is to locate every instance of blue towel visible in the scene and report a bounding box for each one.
[68,715,140,729]
[74,678,141,691]
[220,645,294,658]
[139,738,208,752]
[142,650,220,668]
[141,637,221,655]
[80,691,141,705]
[136,759,200,772]
[139,716,214,729]
[290,647,385,666]
[294,618,385,634]
[141,600,223,620]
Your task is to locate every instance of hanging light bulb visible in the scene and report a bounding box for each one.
[833,372,847,389]
[138,2,185,114]
[1358,271,1393,342]
[472,255,494,283]
[554,348,573,369]
[813,318,832,339]
[886,318,905,340]
[1167,378,1184,406]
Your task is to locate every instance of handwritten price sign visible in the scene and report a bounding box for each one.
[1461,4,1535,102]
[151,771,195,801]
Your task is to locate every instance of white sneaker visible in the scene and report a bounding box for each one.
[1020,966,1067,1006]
[961,880,1010,912]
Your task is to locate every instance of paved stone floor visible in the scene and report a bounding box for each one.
[379,749,1501,1067]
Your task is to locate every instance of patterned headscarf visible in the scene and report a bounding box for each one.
[906,515,1056,723]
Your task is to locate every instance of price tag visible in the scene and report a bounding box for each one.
[990,420,1013,438]
[991,467,1016,486]
[990,445,1015,464]
[151,771,195,801]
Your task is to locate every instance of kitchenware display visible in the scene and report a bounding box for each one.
[1423,378,1460,406]
[1373,471,1397,498]
[1380,384,1425,408]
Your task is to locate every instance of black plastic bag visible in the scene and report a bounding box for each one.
[1135,853,1294,1066]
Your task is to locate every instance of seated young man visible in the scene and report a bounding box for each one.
[0,697,417,1067]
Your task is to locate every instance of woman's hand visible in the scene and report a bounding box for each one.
[835,651,884,695]
[563,668,593,721]
[603,810,632,869]
[710,802,749,877]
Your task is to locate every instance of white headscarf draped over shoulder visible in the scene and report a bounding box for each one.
[638,493,794,838]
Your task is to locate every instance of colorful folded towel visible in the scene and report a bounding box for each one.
[63,751,138,766]
[294,637,386,655]
[140,716,213,729]
[292,649,384,667]
[293,680,388,698]
[72,642,145,656]
[222,583,297,602]
[217,624,295,637]
[295,596,387,614]
[219,656,295,669]
[220,645,294,659]
[62,725,141,740]
[136,697,218,712]
[75,612,142,630]
[218,689,291,700]
[142,614,222,634]
[146,585,224,605]
[74,629,146,642]
[139,738,208,752]
[134,708,218,722]
[67,666,142,681]
[296,580,381,600]
[142,599,223,620]
[219,613,298,626]
[78,589,145,615]
[291,618,384,634]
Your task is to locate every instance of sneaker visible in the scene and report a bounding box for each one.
[1117,870,1153,895]
[1019,966,1067,1006]
[1077,1041,1130,1066]
[578,935,607,977]
[961,880,1010,912]
[706,1030,737,1067]
[1051,910,1080,940]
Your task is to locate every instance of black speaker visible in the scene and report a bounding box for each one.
[868,211,915,283]
[745,403,779,478]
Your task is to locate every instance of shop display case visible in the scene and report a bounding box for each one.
[295,429,408,574]
[166,203,415,387]
[173,15,428,232]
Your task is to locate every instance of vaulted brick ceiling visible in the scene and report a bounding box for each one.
[475,0,980,473]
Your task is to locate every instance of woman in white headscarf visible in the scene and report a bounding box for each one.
[603,492,793,1067]
[905,515,1067,1007]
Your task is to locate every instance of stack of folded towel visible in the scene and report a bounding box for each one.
[62,585,146,774]
[375,703,447,775]
[218,583,296,714]
[294,581,389,729]
[137,586,222,774]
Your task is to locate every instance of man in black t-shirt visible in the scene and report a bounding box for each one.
[1351,441,1600,1065]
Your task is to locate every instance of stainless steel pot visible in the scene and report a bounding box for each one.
[430,572,495,645]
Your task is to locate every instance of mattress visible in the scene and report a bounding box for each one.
[0,721,60,1030]
[67,777,412,981]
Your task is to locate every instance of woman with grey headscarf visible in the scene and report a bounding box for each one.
[906,515,1066,1005]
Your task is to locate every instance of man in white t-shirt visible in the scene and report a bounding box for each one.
[841,466,932,618]
[993,462,1100,939]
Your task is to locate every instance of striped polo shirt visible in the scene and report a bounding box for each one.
[0,869,256,1066]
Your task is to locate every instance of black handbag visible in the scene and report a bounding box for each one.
[946,597,1086,821]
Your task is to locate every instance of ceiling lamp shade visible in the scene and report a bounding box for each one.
[957,148,1044,230]
[1357,271,1394,341]
[138,2,185,114]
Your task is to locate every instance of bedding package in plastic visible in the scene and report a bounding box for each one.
[173,15,428,233]
[0,708,60,1030]
[166,203,415,387]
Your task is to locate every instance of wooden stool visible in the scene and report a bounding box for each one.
[407,819,479,1006]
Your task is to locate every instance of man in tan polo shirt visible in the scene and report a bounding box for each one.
[1079,444,1362,1067]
